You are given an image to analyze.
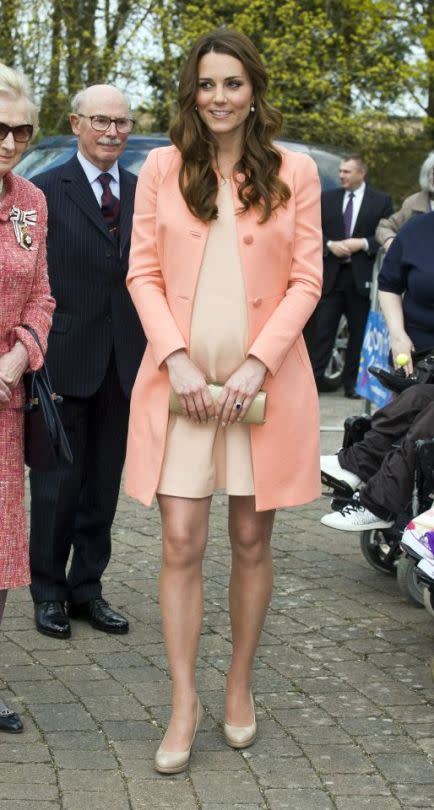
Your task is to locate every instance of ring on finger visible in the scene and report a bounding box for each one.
[234,401,243,412]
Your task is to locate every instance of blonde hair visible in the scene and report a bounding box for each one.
[0,63,38,134]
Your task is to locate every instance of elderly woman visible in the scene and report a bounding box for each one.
[0,64,55,732]
[375,151,434,251]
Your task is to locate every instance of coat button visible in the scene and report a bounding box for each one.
[243,234,254,245]
[105,314,112,323]
[253,297,262,307]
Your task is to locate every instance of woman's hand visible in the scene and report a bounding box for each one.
[390,333,415,375]
[0,342,29,392]
[165,349,215,423]
[217,356,267,426]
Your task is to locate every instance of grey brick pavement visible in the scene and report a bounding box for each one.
[1,392,434,809]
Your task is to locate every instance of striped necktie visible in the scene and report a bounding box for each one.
[98,173,120,227]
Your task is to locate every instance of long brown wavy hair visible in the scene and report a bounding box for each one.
[170,30,290,224]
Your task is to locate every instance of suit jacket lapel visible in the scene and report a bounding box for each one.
[61,155,113,243]
[352,186,369,236]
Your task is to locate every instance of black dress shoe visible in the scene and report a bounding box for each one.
[68,598,129,634]
[0,708,23,734]
[35,601,71,639]
[344,389,361,399]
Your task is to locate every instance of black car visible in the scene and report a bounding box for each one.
[16,134,346,387]
[15,134,341,191]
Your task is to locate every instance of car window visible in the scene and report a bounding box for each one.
[14,146,77,178]
[119,151,153,174]
[310,149,341,191]
[15,137,341,189]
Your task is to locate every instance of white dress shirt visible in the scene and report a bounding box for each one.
[341,182,368,251]
[342,182,365,234]
[76,150,120,205]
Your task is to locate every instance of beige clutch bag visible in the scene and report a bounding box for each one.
[169,383,267,425]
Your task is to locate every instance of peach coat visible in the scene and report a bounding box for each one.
[125,145,322,511]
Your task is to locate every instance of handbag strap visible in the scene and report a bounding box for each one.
[21,323,54,391]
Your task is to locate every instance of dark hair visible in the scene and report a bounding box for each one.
[343,155,368,175]
[170,30,290,224]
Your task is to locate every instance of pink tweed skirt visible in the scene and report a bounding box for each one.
[0,408,30,590]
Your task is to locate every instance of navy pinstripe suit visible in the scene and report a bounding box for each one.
[29,155,146,604]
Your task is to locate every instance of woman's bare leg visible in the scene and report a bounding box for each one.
[225,496,274,724]
[157,494,211,751]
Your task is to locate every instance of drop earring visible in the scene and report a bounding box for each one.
[194,105,198,111]
[250,101,255,112]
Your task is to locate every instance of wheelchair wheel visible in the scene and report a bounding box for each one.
[360,529,399,575]
[396,556,425,607]
[423,586,434,617]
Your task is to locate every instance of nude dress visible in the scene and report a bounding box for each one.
[157,181,255,498]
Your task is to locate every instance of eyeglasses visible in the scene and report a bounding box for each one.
[76,114,135,133]
[0,122,33,143]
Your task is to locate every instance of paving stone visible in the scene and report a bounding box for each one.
[128,780,198,809]
[26,702,96,732]
[263,788,334,809]
[53,749,118,769]
[373,753,434,783]
[62,792,130,810]
[58,768,125,792]
[192,771,262,804]
[4,392,434,808]
[335,800,402,809]
[302,743,374,774]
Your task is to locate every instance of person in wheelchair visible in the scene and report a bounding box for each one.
[320,383,434,531]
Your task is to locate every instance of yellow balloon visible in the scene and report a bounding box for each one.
[396,353,409,367]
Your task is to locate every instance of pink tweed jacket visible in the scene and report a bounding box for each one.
[0,171,55,589]
[0,172,55,405]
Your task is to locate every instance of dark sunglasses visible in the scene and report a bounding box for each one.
[0,122,34,143]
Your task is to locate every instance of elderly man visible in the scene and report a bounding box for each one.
[29,85,146,638]
[308,155,393,398]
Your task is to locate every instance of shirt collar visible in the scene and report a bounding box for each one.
[76,150,120,184]
[346,182,365,199]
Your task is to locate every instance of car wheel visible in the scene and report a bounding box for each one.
[322,315,348,391]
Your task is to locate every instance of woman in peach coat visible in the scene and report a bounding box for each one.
[126,30,322,773]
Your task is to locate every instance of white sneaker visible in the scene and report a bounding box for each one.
[401,509,434,561]
[320,455,362,492]
[416,557,434,583]
[321,500,394,532]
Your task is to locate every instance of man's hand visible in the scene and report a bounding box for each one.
[327,240,352,258]
[341,237,366,254]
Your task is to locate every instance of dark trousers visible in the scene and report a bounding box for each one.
[29,354,130,604]
[309,267,370,391]
[339,384,434,518]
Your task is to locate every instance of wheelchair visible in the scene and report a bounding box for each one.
[324,416,434,607]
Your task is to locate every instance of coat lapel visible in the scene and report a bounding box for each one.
[61,156,113,243]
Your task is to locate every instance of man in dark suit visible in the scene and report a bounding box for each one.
[308,156,393,398]
[29,84,146,638]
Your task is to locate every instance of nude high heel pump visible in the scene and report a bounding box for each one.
[154,699,203,774]
[224,691,257,749]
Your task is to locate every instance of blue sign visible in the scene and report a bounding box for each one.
[355,309,393,407]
